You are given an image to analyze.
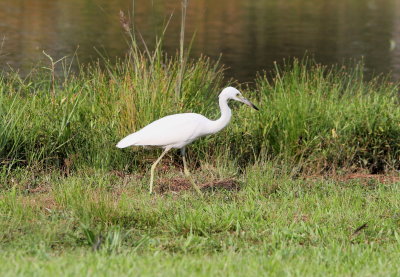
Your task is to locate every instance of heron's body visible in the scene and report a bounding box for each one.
[117,113,216,149]
[116,87,258,195]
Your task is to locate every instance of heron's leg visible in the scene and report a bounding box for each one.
[181,148,203,197]
[149,148,170,194]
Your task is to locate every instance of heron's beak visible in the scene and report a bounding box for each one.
[238,96,259,111]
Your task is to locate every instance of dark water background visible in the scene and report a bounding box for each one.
[1,0,400,82]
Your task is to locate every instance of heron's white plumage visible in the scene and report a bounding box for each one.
[116,113,213,149]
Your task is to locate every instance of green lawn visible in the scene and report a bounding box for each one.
[1,164,400,276]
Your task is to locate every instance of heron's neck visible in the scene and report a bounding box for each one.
[210,97,232,133]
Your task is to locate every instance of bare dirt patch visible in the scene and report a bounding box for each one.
[27,184,51,194]
[341,173,400,184]
[21,194,59,214]
[201,178,240,191]
[305,172,400,186]
[155,178,240,194]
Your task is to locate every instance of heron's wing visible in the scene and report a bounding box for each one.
[116,113,209,148]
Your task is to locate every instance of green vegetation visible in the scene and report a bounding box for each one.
[1,10,400,275]
[1,165,400,276]
[1,58,400,174]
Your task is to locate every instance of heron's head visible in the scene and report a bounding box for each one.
[219,87,259,111]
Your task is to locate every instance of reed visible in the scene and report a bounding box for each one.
[175,0,189,100]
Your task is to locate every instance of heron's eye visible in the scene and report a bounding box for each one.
[236,93,240,97]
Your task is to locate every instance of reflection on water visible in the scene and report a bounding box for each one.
[1,0,400,82]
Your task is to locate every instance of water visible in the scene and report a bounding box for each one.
[1,0,400,82]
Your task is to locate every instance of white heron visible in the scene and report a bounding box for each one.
[116,87,258,195]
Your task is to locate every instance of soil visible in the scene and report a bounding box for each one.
[155,178,240,194]
[305,172,400,186]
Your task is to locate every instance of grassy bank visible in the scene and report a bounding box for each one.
[1,58,400,174]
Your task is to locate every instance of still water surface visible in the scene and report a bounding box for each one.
[1,0,400,82]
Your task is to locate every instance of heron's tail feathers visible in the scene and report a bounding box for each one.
[116,133,139,148]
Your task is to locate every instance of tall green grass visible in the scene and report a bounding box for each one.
[197,60,400,173]
[1,58,400,173]
[254,61,400,173]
